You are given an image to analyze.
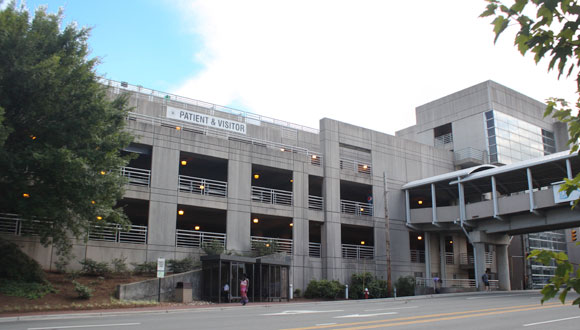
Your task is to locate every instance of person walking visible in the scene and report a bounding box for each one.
[223,283,230,303]
[240,274,249,305]
[482,270,490,292]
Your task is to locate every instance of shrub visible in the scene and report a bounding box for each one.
[293,288,301,298]
[394,276,416,297]
[111,256,129,274]
[131,261,157,275]
[79,258,111,276]
[0,238,46,283]
[252,240,279,257]
[168,257,199,273]
[0,280,56,299]
[349,272,389,299]
[304,279,345,299]
[202,240,225,256]
[72,280,93,299]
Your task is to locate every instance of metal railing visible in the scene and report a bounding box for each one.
[0,214,52,236]
[416,277,499,289]
[342,244,374,260]
[339,158,372,175]
[102,78,319,134]
[251,186,292,206]
[176,229,226,248]
[454,147,487,163]
[309,153,322,166]
[308,195,323,210]
[120,166,151,186]
[309,242,321,258]
[434,133,453,148]
[179,175,228,197]
[340,200,373,216]
[444,252,455,265]
[410,250,426,263]
[485,251,494,265]
[460,253,474,265]
[89,224,148,244]
[251,236,293,254]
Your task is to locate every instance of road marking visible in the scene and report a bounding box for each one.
[523,315,580,327]
[28,323,140,330]
[364,306,418,312]
[262,309,344,316]
[466,293,536,300]
[281,302,564,330]
[316,323,337,326]
[335,312,397,318]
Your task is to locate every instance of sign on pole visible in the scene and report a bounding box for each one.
[157,258,165,278]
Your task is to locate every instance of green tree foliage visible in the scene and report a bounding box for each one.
[304,279,345,299]
[394,276,416,297]
[481,0,580,307]
[0,4,133,257]
[0,238,46,283]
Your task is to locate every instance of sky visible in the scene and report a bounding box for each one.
[9,0,580,135]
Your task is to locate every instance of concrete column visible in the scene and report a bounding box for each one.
[474,242,486,291]
[292,168,309,290]
[424,232,431,279]
[496,244,511,291]
[320,119,343,281]
[439,234,446,280]
[226,156,251,252]
[147,142,180,257]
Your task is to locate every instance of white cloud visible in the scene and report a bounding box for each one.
[172,0,577,135]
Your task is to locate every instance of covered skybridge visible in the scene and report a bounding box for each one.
[402,150,580,291]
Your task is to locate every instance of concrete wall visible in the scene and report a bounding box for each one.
[116,270,202,302]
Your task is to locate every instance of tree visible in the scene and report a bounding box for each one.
[481,0,580,308]
[0,3,133,260]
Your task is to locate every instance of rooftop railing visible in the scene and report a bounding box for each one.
[341,199,373,216]
[176,229,226,248]
[179,175,228,197]
[251,236,293,254]
[101,78,319,134]
[454,147,487,164]
[342,244,374,260]
[434,133,453,148]
[120,166,151,187]
[251,186,292,206]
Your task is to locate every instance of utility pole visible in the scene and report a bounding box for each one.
[383,172,392,295]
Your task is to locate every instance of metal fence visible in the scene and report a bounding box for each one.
[416,277,499,290]
[308,195,323,210]
[309,242,321,258]
[340,200,373,216]
[0,214,51,236]
[88,224,148,244]
[339,158,372,175]
[434,133,453,148]
[454,147,487,163]
[410,250,426,263]
[251,186,293,206]
[120,166,151,186]
[444,252,454,265]
[176,229,226,248]
[459,252,494,265]
[179,175,228,197]
[342,244,374,260]
[251,236,293,254]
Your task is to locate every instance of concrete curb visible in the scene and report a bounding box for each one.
[0,290,542,323]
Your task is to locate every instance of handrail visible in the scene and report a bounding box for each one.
[101,78,319,134]
[340,199,373,216]
[120,166,151,187]
[308,195,323,210]
[416,277,499,289]
[341,243,374,260]
[251,186,293,206]
[89,223,148,244]
[339,157,372,175]
[309,242,321,258]
[251,236,293,254]
[410,250,426,263]
[176,229,226,248]
[179,175,228,197]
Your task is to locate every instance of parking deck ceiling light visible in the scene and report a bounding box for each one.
[253,174,260,179]
[449,240,453,244]
[290,179,294,183]
[91,200,96,204]
[417,235,423,240]
[96,216,103,220]
[362,165,368,169]
[360,207,364,212]
[280,148,285,152]
[22,193,30,198]
[289,222,293,227]
[360,241,365,245]
[311,155,317,159]
[194,225,200,231]
[265,243,270,247]
[30,135,36,140]
[199,184,205,190]
[178,209,185,216]
[253,218,259,223]
[181,160,187,166]
[100,170,106,175]
[176,126,181,130]
[417,200,423,205]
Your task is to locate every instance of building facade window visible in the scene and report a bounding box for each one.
[485,110,555,165]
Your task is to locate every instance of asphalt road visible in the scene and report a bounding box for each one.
[1,291,579,330]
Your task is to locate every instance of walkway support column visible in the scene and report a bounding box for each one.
[496,244,511,291]
[473,242,486,291]
[425,232,432,282]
